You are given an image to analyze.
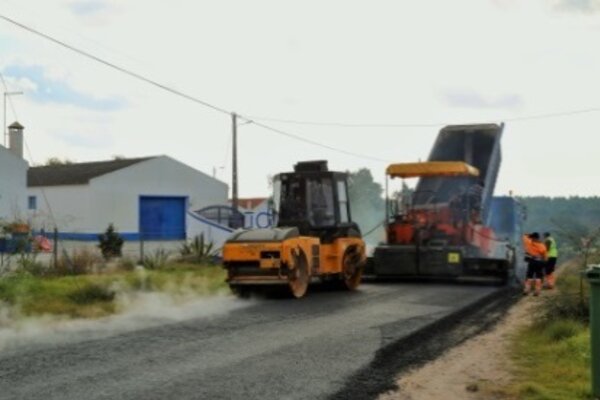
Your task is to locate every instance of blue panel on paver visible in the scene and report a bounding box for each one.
[139,196,186,240]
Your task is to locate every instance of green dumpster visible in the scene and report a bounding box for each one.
[585,265,600,399]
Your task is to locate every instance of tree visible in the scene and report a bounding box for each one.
[348,168,384,210]
[347,168,386,243]
[45,157,74,166]
[98,224,124,260]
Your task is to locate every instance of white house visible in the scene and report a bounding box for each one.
[27,156,229,245]
[231,197,273,229]
[0,122,28,223]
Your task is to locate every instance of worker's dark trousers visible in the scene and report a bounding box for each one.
[545,257,557,276]
[526,259,545,280]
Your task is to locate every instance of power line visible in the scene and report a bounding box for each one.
[246,106,600,128]
[0,14,232,116]
[244,115,445,128]
[23,138,59,229]
[0,13,390,164]
[502,107,600,122]
[241,118,391,163]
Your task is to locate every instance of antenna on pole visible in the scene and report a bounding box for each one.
[232,112,238,214]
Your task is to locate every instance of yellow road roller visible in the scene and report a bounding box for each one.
[222,160,366,298]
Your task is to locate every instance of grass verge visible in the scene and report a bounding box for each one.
[504,261,592,400]
[509,319,590,400]
[0,263,228,319]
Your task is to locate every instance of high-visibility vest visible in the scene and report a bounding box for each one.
[523,235,548,261]
[547,237,558,258]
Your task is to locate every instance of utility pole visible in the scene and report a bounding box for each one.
[232,112,238,213]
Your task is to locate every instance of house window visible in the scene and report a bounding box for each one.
[28,196,37,210]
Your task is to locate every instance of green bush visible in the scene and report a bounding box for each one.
[142,248,170,270]
[67,283,115,304]
[56,247,103,275]
[179,234,217,264]
[542,319,582,342]
[98,224,124,260]
[16,253,47,277]
[117,258,136,271]
[539,289,589,324]
[538,264,589,324]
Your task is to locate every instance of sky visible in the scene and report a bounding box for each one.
[1,0,600,198]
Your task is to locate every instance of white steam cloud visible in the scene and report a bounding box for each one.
[0,293,253,352]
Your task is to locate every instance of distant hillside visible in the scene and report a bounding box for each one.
[519,196,600,256]
[519,196,600,233]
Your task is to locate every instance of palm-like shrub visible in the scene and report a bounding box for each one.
[179,234,216,264]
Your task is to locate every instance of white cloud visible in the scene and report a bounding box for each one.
[4,76,38,93]
[441,89,524,110]
[68,0,109,16]
[3,63,126,111]
[553,0,600,13]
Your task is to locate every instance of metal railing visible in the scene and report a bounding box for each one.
[0,228,216,276]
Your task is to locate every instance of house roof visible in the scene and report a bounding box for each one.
[229,197,268,210]
[8,121,24,130]
[28,157,156,187]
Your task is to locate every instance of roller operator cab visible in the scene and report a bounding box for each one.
[222,161,366,298]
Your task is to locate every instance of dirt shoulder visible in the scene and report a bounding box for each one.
[379,296,536,400]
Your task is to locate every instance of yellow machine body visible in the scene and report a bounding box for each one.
[224,236,365,286]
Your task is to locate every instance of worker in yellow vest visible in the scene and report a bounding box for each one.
[544,232,559,289]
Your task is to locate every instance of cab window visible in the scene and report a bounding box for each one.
[337,180,349,223]
[307,178,335,227]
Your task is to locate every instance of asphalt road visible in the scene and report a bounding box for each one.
[0,283,499,400]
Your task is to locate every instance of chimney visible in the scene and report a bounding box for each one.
[8,121,24,159]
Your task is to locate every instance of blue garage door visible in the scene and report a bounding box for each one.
[139,196,186,240]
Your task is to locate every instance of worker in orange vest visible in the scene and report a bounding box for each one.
[522,232,548,296]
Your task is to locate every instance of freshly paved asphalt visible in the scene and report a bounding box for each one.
[0,283,498,400]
